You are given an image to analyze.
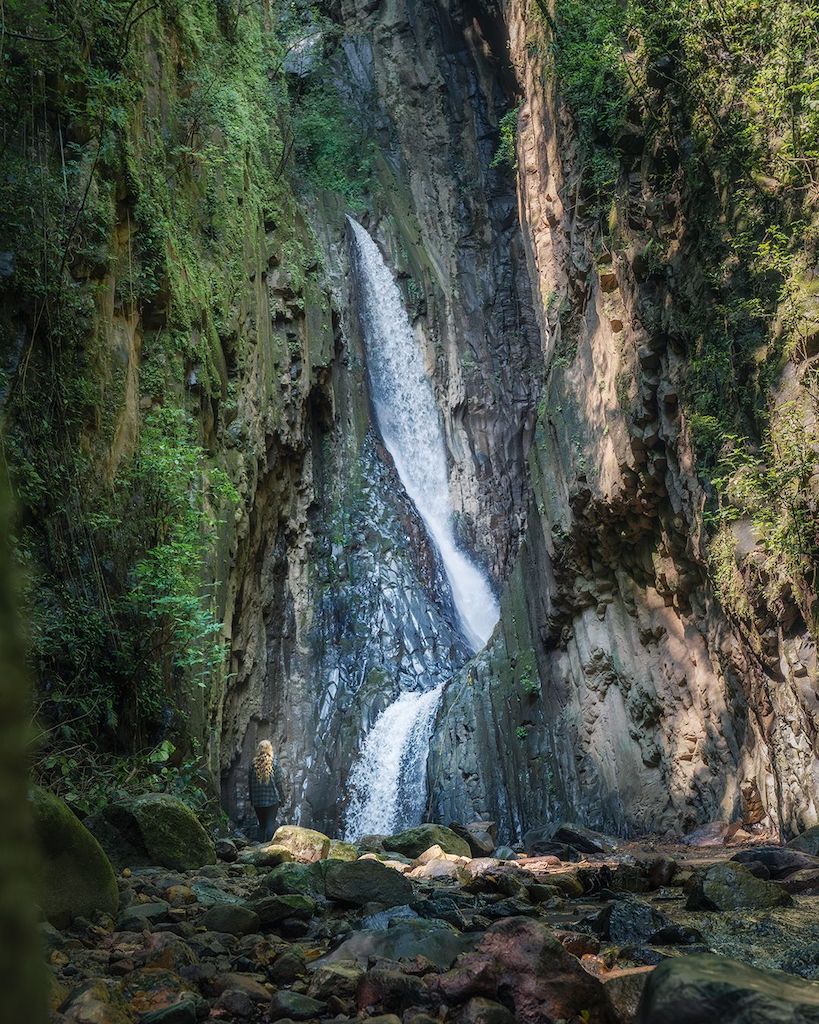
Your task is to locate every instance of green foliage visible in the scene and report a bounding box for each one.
[291,81,375,208]
[515,725,530,741]
[491,105,522,170]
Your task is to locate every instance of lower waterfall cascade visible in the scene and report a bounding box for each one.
[342,219,501,838]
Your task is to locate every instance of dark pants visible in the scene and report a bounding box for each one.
[254,804,278,842]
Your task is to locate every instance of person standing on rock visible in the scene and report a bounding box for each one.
[248,740,284,842]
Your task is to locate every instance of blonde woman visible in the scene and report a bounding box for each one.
[248,740,284,841]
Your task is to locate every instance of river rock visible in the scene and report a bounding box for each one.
[238,842,293,867]
[215,839,238,863]
[61,979,133,1024]
[523,826,581,860]
[261,861,326,898]
[271,825,330,862]
[731,846,819,879]
[636,953,819,1024]
[325,857,413,906]
[90,793,215,871]
[320,918,476,969]
[787,826,819,856]
[308,960,364,1000]
[328,839,359,861]
[30,786,119,928]
[435,916,606,1023]
[200,903,261,936]
[249,893,316,925]
[385,824,471,858]
[602,967,654,1024]
[450,997,516,1024]
[686,862,793,910]
[358,966,430,1012]
[118,900,170,932]
[583,896,673,944]
[269,989,326,1020]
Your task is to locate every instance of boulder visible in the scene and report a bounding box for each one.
[328,839,359,861]
[731,846,819,879]
[90,793,215,871]
[320,918,477,969]
[409,857,470,882]
[636,953,819,1024]
[787,825,819,857]
[436,917,606,1024]
[550,823,617,854]
[385,824,471,859]
[583,897,673,945]
[30,786,119,928]
[215,839,238,863]
[271,825,330,863]
[450,823,496,857]
[357,966,429,1012]
[249,893,315,926]
[602,967,654,1024]
[325,858,413,907]
[200,903,261,936]
[261,861,326,898]
[118,900,170,931]
[522,826,581,861]
[237,842,293,868]
[60,980,133,1024]
[686,862,793,911]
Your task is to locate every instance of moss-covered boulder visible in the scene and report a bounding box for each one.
[328,839,359,861]
[89,793,215,871]
[272,824,330,862]
[30,787,119,928]
[385,824,471,859]
[325,858,413,907]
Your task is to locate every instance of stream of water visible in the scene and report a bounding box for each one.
[344,218,499,839]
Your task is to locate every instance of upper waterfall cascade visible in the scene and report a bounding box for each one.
[343,218,500,840]
[347,217,500,651]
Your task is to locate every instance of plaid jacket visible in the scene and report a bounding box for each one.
[248,760,284,808]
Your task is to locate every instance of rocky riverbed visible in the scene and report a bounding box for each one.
[38,791,819,1024]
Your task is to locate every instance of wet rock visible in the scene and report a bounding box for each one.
[357,966,430,1012]
[325,857,413,906]
[271,825,330,862]
[30,786,119,928]
[636,953,819,1024]
[215,839,238,863]
[788,825,819,856]
[686,862,793,911]
[320,918,476,969]
[200,903,260,936]
[91,794,216,871]
[450,997,516,1024]
[269,989,326,1020]
[731,846,819,879]
[602,967,654,1024]
[386,824,471,858]
[261,861,326,898]
[435,916,606,1023]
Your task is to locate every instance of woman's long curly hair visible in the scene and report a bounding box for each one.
[253,740,274,783]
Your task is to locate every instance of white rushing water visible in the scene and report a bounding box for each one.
[344,684,444,839]
[343,219,500,840]
[347,217,499,651]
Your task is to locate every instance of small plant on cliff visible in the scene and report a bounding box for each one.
[491,104,522,170]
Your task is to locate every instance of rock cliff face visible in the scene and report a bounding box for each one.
[429,0,818,840]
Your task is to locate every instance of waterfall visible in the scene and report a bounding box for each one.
[348,218,499,651]
[344,684,444,840]
[343,219,500,839]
